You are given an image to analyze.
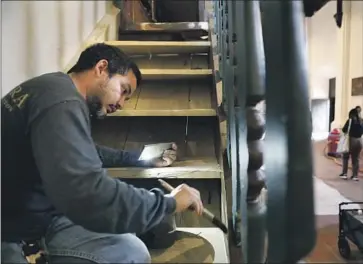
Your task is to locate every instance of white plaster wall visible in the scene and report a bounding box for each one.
[307,1,363,130]
[307,1,338,100]
[348,1,363,110]
[1,1,107,96]
[311,99,330,135]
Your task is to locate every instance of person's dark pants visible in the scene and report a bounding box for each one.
[1,216,151,264]
[1,214,177,264]
[342,137,362,177]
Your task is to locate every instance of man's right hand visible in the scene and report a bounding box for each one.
[169,184,204,215]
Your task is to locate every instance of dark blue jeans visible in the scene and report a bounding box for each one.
[1,216,151,263]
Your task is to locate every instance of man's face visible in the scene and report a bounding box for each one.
[99,71,137,113]
[357,107,361,114]
[90,59,138,116]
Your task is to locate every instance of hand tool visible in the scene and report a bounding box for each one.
[158,179,228,234]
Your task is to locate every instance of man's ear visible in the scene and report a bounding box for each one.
[95,59,109,77]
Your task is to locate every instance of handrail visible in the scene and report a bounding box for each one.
[261,1,315,262]
[213,0,316,262]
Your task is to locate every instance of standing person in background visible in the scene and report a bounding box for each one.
[339,108,363,181]
[355,105,362,124]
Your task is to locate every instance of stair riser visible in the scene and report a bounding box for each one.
[131,54,210,70]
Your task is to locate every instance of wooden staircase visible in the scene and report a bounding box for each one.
[91,22,229,263]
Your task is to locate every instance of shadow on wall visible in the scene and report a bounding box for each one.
[1,1,108,96]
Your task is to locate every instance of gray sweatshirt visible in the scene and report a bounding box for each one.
[1,72,176,242]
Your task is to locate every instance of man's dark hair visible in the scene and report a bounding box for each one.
[67,43,142,86]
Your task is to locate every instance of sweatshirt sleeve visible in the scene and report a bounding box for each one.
[30,100,176,234]
[95,145,151,168]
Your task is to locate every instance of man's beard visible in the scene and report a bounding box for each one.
[86,96,107,120]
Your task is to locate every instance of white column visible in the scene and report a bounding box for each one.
[332,1,352,128]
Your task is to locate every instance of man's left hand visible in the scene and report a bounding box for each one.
[150,143,178,167]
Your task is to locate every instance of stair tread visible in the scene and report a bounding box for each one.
[108,109,216,117]
[132,54,209,70]
[108,157,222,179]
[108,79,215,117]
[92,116,220,180]
[141,69,212,80]
[150,228,228,264]
[107,41,210,55]
[122,22,209,32]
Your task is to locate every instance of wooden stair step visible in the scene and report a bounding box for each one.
[140,69,212,80]
[149,228,229,263]
[92,116,220,180]
[106,41,211,55]
[108,157,222,179]
[108,109,216,117]
[108,79,216,117]
[132,54,209,70]
[122,22,209,33]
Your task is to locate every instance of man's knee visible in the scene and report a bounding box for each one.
[46,217,151,263]
[1,242,28,264]
[107,234,151,263]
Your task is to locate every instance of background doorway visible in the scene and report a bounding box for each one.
[329,78,336,131]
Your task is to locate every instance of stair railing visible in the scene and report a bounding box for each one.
[213,0,316,263]
[261,1,315,262]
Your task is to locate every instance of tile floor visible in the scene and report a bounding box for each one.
[227,140,363,263]
[305,140,362,263]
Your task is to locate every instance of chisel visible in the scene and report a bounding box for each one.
[158,179,228,234]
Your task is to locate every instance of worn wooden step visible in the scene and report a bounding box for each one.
[108,109,216,117]
[140,69,212,80]
[92,116,221,179]
[149,228,229,263]
[108,79,216,117]
[107,41,211,55]
[132,54,209,70]
[108,158,221,179]
[123,22,209,33]
[117,32,209,41]
[119,22,209,41]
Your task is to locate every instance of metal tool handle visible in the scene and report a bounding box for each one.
[158,179,228,234]
[158,179,214,218]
